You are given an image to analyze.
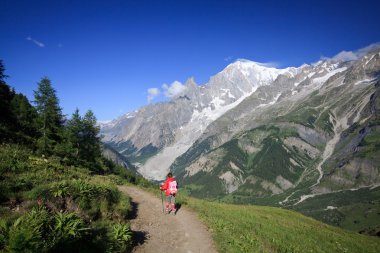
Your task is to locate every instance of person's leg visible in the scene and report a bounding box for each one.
[171,194,176,214]
[166,195,171,213]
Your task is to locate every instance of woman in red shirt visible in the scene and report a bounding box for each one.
[160,172,177,214]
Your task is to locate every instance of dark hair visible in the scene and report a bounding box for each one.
[167,172,173,178]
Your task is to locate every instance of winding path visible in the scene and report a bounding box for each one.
[118,185,217,253]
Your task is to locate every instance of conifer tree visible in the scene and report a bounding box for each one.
[62,109,102,169]
[0,60,16,142]
[10,93,38,143]
[61,108,83,162]
[81,110,102,169]
[33,77,64,155]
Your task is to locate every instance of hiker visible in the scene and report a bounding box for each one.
[160,172,178,214]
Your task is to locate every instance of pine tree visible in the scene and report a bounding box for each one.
[59,108,83,163]
[81,110,102,170]
[10,93,38,144]
[33,77,64,155]
[0,60,16,142]
[61,109,102,169]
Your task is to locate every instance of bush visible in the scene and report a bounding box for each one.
[4,206,89,253]
[7,206,52,252]
[0,218,9,251]
[108,223,133,252]
[0,144,30,174]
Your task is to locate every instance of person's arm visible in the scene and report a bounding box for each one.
[160,179,169,190]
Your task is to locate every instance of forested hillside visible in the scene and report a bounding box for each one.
[0,60,150,252]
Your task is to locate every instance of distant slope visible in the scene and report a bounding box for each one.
[173,47,380,233]
[102,143,137,172]
[99,45,380,234]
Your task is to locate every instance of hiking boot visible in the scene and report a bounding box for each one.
[172,209,176,215]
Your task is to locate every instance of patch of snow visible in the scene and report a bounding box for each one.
[294,76,308,87]
[354,78,377,86]
[138,87,256,180]
[365,54,376,65]
[269,93,282,105]
[257,93,282,108]
[313,67,347,84]
[325,206,337,210]
[210,96,226,108]
[228,93,236,99]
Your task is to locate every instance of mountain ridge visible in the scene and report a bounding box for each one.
[100,44,380,232]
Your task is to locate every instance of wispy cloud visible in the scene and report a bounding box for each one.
[322,42,380,62]
[255,61,280,68]
[356,42,380,56]
[224,56,233,62]
[147,88,160,102]
[330,51,358,61]
[235,58,280,68]
[26,36,45,47]
[162,81,187,98]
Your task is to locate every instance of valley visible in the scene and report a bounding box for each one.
[100,46,380,234]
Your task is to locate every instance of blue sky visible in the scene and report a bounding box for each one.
[1,0,380,121]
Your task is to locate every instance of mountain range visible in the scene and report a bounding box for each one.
[100,44,380,233]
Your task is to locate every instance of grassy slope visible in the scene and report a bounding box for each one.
[183,196,380,253]
[0,144,144,252]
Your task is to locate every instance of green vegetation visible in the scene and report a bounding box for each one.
[184,196,380,253]
[0,60,153,252]
[292,182,380,234]
[0,144,137,252]
[171,136,215,174]
[177,125,317,200]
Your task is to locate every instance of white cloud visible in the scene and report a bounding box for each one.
[147,88,160,102]
[356,42,380,57]
[236,58,279,68]
[331,51,358,62]
[26,36,45,47]
[255,61,279,68]
[224,56,233,62]
[162,81,187,98]
[323,42,380,62]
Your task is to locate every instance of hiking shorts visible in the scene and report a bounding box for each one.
[167,194,176,204]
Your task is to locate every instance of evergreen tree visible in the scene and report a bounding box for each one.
[0,60,16,142]
[33,77,64,155]
[0,60,13,124]
[60,109,102,170]
[10,93,38,143]
[57,108,83,164]
[81,110,102,170]
[67,108,82,157]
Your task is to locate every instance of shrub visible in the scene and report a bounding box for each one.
[109,223,133,252]
[0,218,9,251]
[7,206,51,252]
[49,211,87,251]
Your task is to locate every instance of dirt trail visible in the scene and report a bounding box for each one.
[118,185,217,253]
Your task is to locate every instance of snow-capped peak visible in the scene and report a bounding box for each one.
[221,59,284,85]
